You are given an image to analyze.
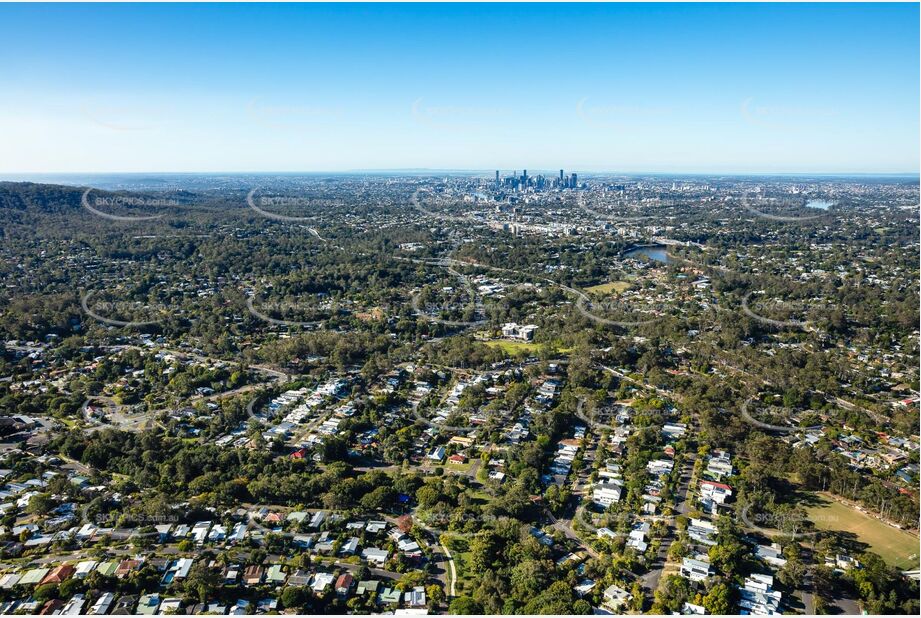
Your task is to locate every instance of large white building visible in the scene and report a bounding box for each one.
[592,478,623,508]
[501,322,538,341]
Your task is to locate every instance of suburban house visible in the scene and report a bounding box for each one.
[602,584,633,611]
[680,557,714,583]
[699,480,733,513]
[335,573,354,596]
[243,565,264,586]
[40,564,75,585]
[592,478,623,507]
[738,573,782,615]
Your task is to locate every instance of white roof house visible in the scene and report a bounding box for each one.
[60,594,86,615]
[680,557,713,583]
[592,478,623,507]
[311,572,335,593]
[74,560,98,579]
[739,574,782,615]
[404,586,426,607]
[89,592,114,615]
[340,536,359,555]
[602,585,633,610]
[756,543,788,567]
[190,521,211,544]
[361,547,389,565]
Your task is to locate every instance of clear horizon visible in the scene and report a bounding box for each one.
[1,3,918,174]
[2,169,920,179]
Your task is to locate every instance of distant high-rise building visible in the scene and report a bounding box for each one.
[560,169,564,182]
[496,170,500,188]
[572,173,578,188]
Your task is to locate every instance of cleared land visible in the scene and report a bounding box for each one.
[483,340,542,354]
[806,493,919,570]
[585,280,631,294]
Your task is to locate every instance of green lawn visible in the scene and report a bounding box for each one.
[482,339,572,356]
[805,493,919,570]
[443,535,474,594]
[483,340,543,354]
[445,461,473,473]
[585,280,631,295]
[467,489,493,503]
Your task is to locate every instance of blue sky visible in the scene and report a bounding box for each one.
[0,3,917,174]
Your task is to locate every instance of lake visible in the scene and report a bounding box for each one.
[805,199,835,210]
[624,245,670,264]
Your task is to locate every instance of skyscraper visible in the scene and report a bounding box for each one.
[560,169,564,183]
[572,173,578,188]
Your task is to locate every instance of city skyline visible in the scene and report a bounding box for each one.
[0,3,918,175]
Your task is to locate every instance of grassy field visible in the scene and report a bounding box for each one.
[444,460,473,473]
[442,535,474,594]
[483,340,542,354]
[482,339,573,356]
[585,280,631,295]
[805,493,919,570]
